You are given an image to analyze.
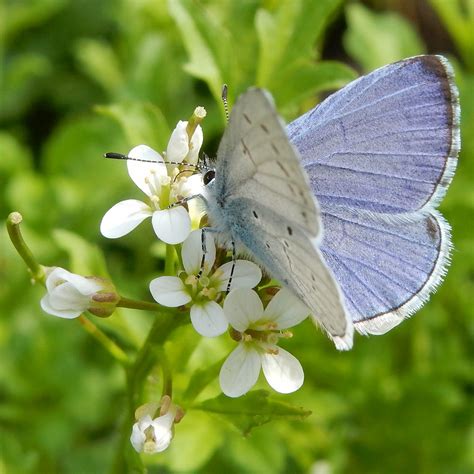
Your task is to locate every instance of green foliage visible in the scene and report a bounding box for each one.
[1,0,473,473]
[344,4,425,71]
[195,389,312,435]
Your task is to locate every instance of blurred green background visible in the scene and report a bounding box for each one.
[1,0,473,473]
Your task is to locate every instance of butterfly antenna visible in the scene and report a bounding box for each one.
[104,152,198,169]
[221,84,229,123]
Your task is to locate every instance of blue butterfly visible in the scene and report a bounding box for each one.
[203,55,460,350]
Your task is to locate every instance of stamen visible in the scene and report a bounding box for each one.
[266,347,279,356]
[229,327,242,342]
[185,275,198,286]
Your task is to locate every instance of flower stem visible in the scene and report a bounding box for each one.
[6,212,45,284]
[112,312,184,472]
[117,296,171,312]
[159,348,173,398]
[78,315,129,366]
[164,244,175,276]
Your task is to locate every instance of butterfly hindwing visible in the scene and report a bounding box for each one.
[319,204,450,335]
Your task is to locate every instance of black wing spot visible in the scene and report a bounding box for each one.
[265,242,271,249]
[271,143,280,155]
[426,216,439,241]
[287,226,293,236]
[252,210,258,219]
[243,113,252,124]
[260,123,269,134]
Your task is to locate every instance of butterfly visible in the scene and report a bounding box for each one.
[202,55,460,351]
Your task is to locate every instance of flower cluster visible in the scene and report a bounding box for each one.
[37,110,312,457]
[150,229,261,337]
[100,116,205,244]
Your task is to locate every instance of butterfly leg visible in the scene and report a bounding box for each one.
[196,227,220,280]
[226,240,236,293]
[167,194,202,208]
[196,228,209,280]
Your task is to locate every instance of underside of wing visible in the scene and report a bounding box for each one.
[225,197,353,350]
[319,204,451,335]
[288,55,460,215]
[217,87,320,237]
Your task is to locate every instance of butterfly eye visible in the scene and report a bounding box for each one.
[203,170,216,185]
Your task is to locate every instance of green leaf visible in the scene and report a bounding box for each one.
[52,228,108,276]
[344,4,425,72]
[75,39,124,94]
[168,0,223,102]
[0,132,32,175]
[96,101,170,152]
[429,0,474,71]
[257,0,344,86]
[181,357,225,404]
[194,390,311,435]
[256,1,301,86]
[164,411,224,471]
[273,60,357,112]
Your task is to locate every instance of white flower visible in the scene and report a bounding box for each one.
[149,230,262,337]
[130,399,179,454]
[219,288,309,398]
[40,267,116,319]
[100,123,204,244]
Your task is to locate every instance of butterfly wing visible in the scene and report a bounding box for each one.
[320,204,450,334]
[287,55,459,334]
[224,197,353,350]
[211,88,353,349]
[288,55,459,215]
[215,87,320,236]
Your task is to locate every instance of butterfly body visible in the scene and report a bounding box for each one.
[203,55,459,350]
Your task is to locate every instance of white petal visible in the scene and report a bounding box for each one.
[187,124,203,165]
[40,294,83,319]
[166,121,189,164]
[149,276,191,307]
[48,283,90,310]
[190,301,228,337]
[264,288,310,329]
[100,199,152,239]
[182,229,216,275]
[223,288,264,332]
[127,145,167,196]
[174,173,204,199]
[151,207,191,244]
[47,267,102,295]
[130,421,147,452]
[261,347,304,394]
[219,344,261,398]
[149,412,174,453]
[215,260,262,292]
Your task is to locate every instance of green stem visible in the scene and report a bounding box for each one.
[117,296,171,312]
[112,311,184,473]
[164,244,175,276]
[78,316,129,366]
[6,212,130,368]
[159,348,173,398]
[6,212,45,283]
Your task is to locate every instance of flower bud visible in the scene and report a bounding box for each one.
[40,267,119,319]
